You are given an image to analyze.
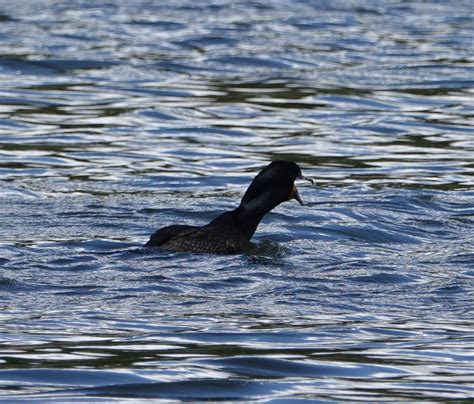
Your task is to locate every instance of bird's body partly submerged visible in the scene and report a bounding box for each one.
[145,161,313,254]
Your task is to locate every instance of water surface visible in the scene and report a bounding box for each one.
[1,0,473,401]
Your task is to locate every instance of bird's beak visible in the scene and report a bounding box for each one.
[289,184,304,206]
[289,173,314,206]
[297,173,315,185]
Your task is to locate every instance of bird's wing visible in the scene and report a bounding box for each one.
[144,225,196,247]
[163,225,245,254]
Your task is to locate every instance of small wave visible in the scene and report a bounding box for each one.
[0,276,17,286]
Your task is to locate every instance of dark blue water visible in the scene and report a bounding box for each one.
[1,0,474,401]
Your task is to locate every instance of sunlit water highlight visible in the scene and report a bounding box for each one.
[0,0,473,401]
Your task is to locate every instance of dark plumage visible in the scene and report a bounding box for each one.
[145,161,313,254]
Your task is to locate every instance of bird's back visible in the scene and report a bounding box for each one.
[145,214,250,254]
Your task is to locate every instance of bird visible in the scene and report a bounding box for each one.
[145,161,313,254]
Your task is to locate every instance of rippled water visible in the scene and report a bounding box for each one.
[1,0,474,401]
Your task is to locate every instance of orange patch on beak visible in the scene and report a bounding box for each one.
[289,184,304,206]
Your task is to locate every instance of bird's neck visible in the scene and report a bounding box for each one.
[235,193,282,239]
